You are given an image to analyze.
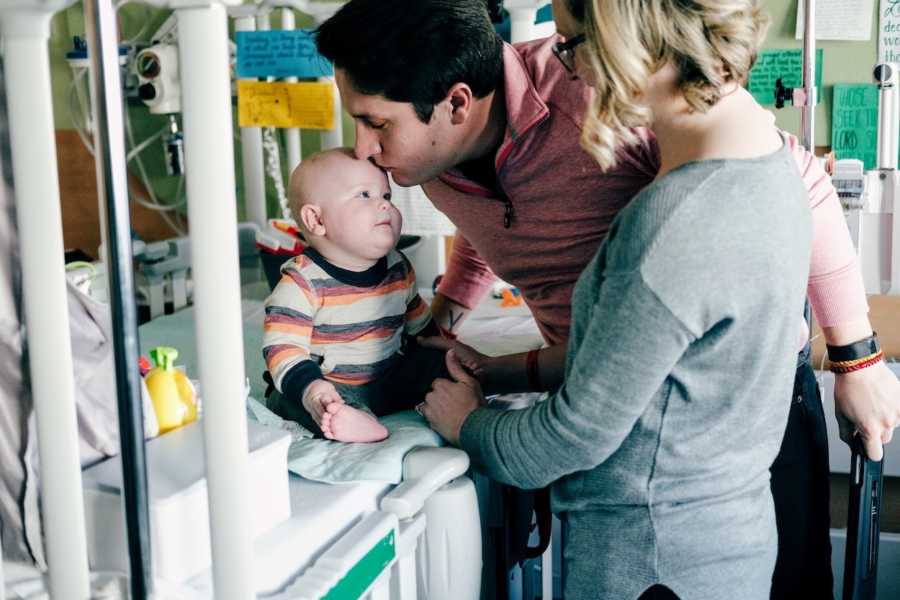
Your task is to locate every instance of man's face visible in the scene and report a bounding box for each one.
[335,68,463,187]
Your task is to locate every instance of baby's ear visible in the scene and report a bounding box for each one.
[300,204,326,236]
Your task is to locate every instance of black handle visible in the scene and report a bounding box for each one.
[842,436,884,600]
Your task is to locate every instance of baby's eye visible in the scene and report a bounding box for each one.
[360,191,371,199]
[383,192,392,201]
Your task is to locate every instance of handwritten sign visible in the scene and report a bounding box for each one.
[746,49,823,105]
[795,0,874,41]
[236,30,333,79]
[237,81,334,129]
[880,0,900,63]
[832,84,879,170]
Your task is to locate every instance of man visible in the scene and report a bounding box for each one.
[315,1,899,596]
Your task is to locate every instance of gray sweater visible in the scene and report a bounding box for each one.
[460,140,812,599]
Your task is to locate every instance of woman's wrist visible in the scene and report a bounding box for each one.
[827,331,883,374]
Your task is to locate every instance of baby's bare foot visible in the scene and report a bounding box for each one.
[320,403,388,443]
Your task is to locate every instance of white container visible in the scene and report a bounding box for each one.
[82,419,291,583]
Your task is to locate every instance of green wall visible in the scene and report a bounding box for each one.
[760,0,879,147]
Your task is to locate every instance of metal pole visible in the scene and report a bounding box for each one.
[282,7,302,174]
[177,5,255,599]
[234,12,267,228]
[0,9,90,600]
[800,0,816,152]
[83,1,153,597]
[319,75,343,150]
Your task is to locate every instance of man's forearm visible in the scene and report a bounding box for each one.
[430,293,473,337]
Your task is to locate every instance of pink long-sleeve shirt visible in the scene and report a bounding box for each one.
[425,37,868,347]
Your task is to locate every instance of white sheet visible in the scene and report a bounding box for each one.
[247,398,443,484]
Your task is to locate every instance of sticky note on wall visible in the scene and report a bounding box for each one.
[746,49,823,105]
[237,81,334,129]
[831,84,879,170]
[236,30,333,79]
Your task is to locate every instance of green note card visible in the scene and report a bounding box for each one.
[831,84,879,170]
[747,49,823,106]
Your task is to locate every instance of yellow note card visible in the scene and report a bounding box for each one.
[237,80,334,129]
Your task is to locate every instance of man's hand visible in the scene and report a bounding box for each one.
[302,379,344,426]
[420,350,485,445]
[833,361,900,461]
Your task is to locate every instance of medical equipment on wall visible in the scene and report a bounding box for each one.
[831,63,900,297]
[135,43,181,114]
[776,1,898,296]
[858,63,900,296]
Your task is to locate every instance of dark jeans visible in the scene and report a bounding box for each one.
[770,360,834,599]
[266,344,449,437]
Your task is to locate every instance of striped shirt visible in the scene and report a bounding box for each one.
[263,247,432,400]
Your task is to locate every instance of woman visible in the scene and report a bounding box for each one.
[421,0,900,595]
[420,1,813,598]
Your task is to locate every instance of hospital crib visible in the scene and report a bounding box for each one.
[0,0,490,598]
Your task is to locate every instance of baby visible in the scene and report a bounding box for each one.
[262,148,447,442]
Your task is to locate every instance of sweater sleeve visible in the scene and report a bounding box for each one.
[436,232,497,310]
[785,133,869,326]
[459,271,693,489]
[262,269,323,398]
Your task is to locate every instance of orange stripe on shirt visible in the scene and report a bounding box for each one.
[321,280,410,307]
[263,322,313,337]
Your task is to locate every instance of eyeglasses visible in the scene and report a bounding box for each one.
[552,34,586,74]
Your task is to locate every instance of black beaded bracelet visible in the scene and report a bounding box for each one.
[826,332,880,363]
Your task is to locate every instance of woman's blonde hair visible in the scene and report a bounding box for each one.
[577,0,770,170]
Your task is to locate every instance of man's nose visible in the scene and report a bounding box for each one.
[354,122,382,160]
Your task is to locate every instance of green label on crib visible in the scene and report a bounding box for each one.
[322,530,396,599]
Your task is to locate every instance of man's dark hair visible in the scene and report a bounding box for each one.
[316,0,504,123]
[566,0,585,22]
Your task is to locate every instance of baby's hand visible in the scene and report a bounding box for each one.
[301,380,343,425]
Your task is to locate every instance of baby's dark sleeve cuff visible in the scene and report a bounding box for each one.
[281,360,324,402]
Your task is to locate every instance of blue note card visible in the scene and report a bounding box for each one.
[236,30,333,79]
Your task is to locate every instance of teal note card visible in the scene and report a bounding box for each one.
[831,84,879,170]
[236,30,333,79]
[747,49,823,106]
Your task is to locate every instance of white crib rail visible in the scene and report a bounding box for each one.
[175,3,255,599]
[0,3,90,598]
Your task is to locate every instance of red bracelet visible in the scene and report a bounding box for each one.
[526,348,542,392]
[830,351,884,374]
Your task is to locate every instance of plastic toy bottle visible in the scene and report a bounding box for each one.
[145,347,187,434]
[173,367,198,424]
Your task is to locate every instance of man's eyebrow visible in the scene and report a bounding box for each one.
[352,112,384,122]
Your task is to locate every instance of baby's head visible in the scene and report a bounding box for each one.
[290,148,402,268]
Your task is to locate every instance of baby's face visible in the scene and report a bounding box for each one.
[317,157,402,261]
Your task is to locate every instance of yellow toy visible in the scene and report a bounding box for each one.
[145,347,196,433]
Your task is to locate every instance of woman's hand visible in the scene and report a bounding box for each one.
[418,336,492,382]
[419,350,486,445]
[833,361,900,460]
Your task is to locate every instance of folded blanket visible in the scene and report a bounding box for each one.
[246,397,443,484]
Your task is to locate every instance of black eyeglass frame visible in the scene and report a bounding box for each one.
[552,34,586,73]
